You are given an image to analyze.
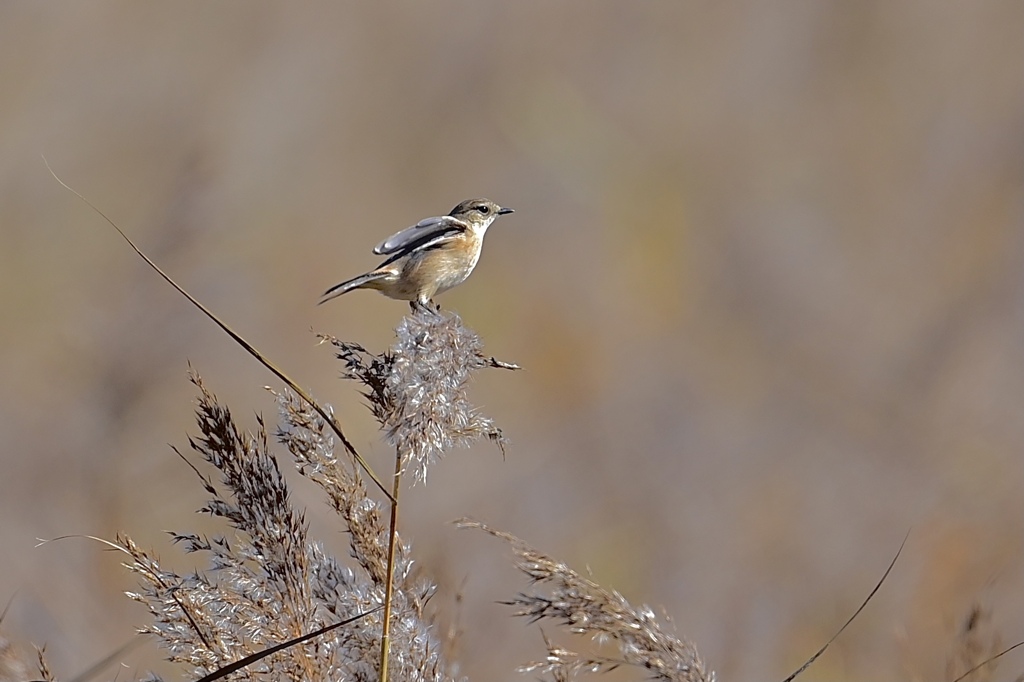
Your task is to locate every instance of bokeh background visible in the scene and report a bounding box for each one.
[2,3,1023,681]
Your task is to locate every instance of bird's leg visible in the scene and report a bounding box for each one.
[410,300,437,316]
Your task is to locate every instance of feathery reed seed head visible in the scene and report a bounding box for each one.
[116,372,460,682]
[460,520,715,682]
[327,310,506,484]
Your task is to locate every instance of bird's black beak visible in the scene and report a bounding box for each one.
[498,206,515,215]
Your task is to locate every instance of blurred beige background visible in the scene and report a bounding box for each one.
[2,3,1023,681]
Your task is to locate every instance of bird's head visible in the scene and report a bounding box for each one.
[449,198,514,231]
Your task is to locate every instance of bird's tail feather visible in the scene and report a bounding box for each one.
[318,271,390,305]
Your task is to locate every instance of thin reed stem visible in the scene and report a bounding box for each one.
[379,449,403,682]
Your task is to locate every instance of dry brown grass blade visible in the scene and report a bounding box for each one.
[193,606,383,682]
[45,159,393,503]
[950,639,1024,682]
[778,531,909,682]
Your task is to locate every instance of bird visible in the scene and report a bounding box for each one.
[318,198,514,313]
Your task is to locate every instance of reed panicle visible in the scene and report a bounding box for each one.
[460,520,714,682]
[323,309,507,484]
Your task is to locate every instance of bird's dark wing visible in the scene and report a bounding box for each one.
[373,215,468,257]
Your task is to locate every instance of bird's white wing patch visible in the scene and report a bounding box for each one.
[373,215,467,255]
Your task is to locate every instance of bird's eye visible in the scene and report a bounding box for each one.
[477,205,490,214]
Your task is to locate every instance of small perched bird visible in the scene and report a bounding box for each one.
[319,198,514,312]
